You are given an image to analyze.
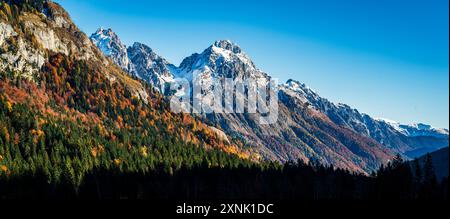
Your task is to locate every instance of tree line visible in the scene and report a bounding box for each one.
[0,154,447,200]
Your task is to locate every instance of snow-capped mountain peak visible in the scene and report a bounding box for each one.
[178,40,262,80]
[90,27,131,71]
[90,28,177,93]
[207,40,254,68]
[90,27,120,55]
[208,40,256,69]
[213,40,242,54]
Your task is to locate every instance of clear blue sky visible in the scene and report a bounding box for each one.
[56,0,449,128]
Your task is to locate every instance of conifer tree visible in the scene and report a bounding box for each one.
[422,153,438,199]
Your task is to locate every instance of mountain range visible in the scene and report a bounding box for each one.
[90,28,448,173]
[0,0,447,178]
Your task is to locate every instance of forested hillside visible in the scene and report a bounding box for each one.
[0,0,254,189]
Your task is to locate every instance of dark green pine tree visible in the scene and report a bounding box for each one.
[391,154,403,169]
[412,158,423,199]
[413,158,423,183]
[422,153,438,199]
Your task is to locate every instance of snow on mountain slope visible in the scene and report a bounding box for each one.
[377,118,449,138]
[175,40,393,173]
[90,28,133,72]
[127,42,177,92]
[90,28,176,93]
[90,30,445,167]
[281,79,449,158]
[177,40,270,106]
[178,40,267,81]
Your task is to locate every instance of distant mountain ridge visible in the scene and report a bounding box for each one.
[281,79,449,159]
[376,118,448,138]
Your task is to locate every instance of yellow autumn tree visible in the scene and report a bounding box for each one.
[5,100,12,112]
[140,146,148,157]
[2,127,10,143]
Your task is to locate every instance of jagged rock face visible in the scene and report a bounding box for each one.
[0,2,98,77]
[0,1,148,102]
[179,40,264,80]
[0,9,73,80]
[213,40,242,53]
[127,42,176,92]
[178,40,271,112]
[0,22,45,79]
[90,28,132,72]
[281,79,449,159]
[90,30,177,93]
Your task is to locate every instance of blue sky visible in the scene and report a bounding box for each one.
[56,0,449,128]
